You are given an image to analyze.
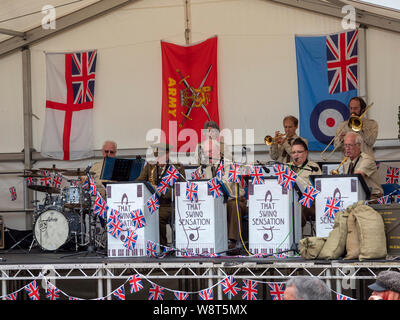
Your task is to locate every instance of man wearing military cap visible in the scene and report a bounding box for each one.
[368,271,400,300]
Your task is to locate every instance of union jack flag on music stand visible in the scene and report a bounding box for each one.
[385,167,400,184]
[9,186,17,201]
[24,280,40,301]
[162,164,180,187]
[377,195,391,204]
[216,160,225,180]
[46,283,61,300]
[208,177,223,199]
[148,283,164,300]
[128,274,144,293]
[273,163,286,185]
[249,165,265,185]
[112,285,126,300]
[146,241,158,257]
[5,292,18,300]
[82,176,96,196]
[267,282,286,300]
[299,185,320,208]
[130,208,147,229]
[107,210,125,239]
[242,280,258,301]
[93,192,108,219]
[199,288,213,300]
[282,168,297,190]
[123,230,138,251]
[186,182,199,202]
[174,291,189,300]
[220,276,241,300]
[227,163,241,183]
[147,194,160,214]
[156,179,170,195]
[324,197,341,219]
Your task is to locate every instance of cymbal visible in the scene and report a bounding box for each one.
[62,169,95,176]
[39,167,66,172]
[27,184,60,194]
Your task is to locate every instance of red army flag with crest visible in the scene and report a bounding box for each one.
[161,36,219,152]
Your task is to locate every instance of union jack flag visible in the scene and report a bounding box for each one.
[40,174,52,187]
[123,230,138,251]
[9,186,17,201]
[267,282,286,300]
[107,211,125,239]
[25,177,35,186]
[336,293,355,300]
[107,208,120,223]
[191,167,204,180]
[71,51,97,104]
[24,280,40,300]
[146,241,158,257]
[148,283,164,300]
[130,208,147,229]
[385,167,400,184]
[282,168,297,190]
[186,182,199,202]
[162,164,180,187]
[324,197,341,219]
[377,195,391,204]
[216,160,225,180]
[93,192,108,219]
[146,194,160,214]
[82,175,96,196]
[249,165,265,185]
[273,163,286,184]
[227,163,241,183]
[326,29,358,94]
[46,283,61,300]
[208,177,223,199]
[68,296,83,300]
[156,179,170,195]
[199,288,213,300]
[299,186,320,208]
[242,280,258,300]
[220,276,240,300]
[128,274,144,293]
[5,292,18,300]
[273,253,289,259]
[112,285,126,300]
[174,291,189,300]
[52,174,63,189]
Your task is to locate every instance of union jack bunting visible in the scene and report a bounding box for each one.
[148,283,164,300]
[9,186,17,201]
[336,293,355,300]
[107,208,120,223]
[324,197,341,219]
[282,167,297,190]
[267,282,286,300]
[326,29,358,94]
[82,176,96,196]
[227,163,241,183]
[273,163,286,185]
[249,165,265,185]
[122,230,138,251]
[93,192,108,219]
[128,274,144,293]
[220,276,240,300]
[216,160,225,180]
[107,211,125,239]
[273,253,289,259]
[146,194,160,214]
[5,292,18,300]
[208,177,223,199]
[199,288,213,300]
[191,167,204,180]
[146,241,158,257]
[24,280,40,301]
[174,291,189,300]
[385,166,400,184]
[68,296,83,300]
[46,283,61,300]
[130,208,147,229]
[299,186,320,208]
[162,164,180,187]
[52,174,63,189]
[25,177,35,186]
[242,280,258,301]
[40,174,52,187]
[112,286,126,300]
[186,182,199,202]
[156,179,170,195]
[377,195,391,204]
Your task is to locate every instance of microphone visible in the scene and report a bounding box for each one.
[85,162,93,174]
[309,166,320,172]
[256,160,270,173]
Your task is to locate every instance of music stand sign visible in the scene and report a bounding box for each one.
[174,181,227,256]
[248,178,301,256]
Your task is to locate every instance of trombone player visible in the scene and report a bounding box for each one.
[333,97,378,158]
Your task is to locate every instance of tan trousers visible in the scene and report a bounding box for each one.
[227,197,248,242]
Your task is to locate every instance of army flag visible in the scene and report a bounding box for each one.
[161,36,219,152]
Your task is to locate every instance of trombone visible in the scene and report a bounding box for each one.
[330,156,348,175]
[320,102,374,161]
[264,132,286,146]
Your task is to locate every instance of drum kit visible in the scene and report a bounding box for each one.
[22,166,105,254]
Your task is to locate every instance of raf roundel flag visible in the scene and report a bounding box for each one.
[295,29,359,151]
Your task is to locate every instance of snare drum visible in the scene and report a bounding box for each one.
[62,186,90,209]
[34,207,81,251]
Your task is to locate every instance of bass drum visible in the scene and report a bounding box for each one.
[34,208,81,251]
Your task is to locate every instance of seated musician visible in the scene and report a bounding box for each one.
[341,132,383,200]
[270,115,308,163]
[290,138,322,227]
[135,143,186,247]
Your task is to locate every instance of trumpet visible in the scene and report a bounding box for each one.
[330,157,348,175]
[264,132,286,146]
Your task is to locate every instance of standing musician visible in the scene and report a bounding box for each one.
[135,143,186,247]
[333,96,378,158]
[270,115,308,163]
[341,132,383,200]
[289,138,322,227]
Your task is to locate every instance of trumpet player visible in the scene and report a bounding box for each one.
[270,116,308,163]
[333,97,378,158]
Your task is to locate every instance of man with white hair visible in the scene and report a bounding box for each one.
[341,132,383,200]
[283,276,332,300]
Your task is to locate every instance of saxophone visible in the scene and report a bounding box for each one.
[149,165,157,188]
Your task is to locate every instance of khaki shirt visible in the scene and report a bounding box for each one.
[270,134,308,163]
[333,118,378,158]
[289,160,322,188]
[342,152,383,197]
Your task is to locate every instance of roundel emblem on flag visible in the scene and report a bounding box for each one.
[310,99,350,145]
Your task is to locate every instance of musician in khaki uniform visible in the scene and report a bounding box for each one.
[270,116,308,163]
[135,143,186,246]
[333,97,378,158]
[341,132,383,200]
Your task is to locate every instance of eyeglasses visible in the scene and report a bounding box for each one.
[104,150,115,155]
[344,143,360,148]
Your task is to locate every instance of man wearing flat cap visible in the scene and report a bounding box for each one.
[368,271,400,300]
[135,143,185,247]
